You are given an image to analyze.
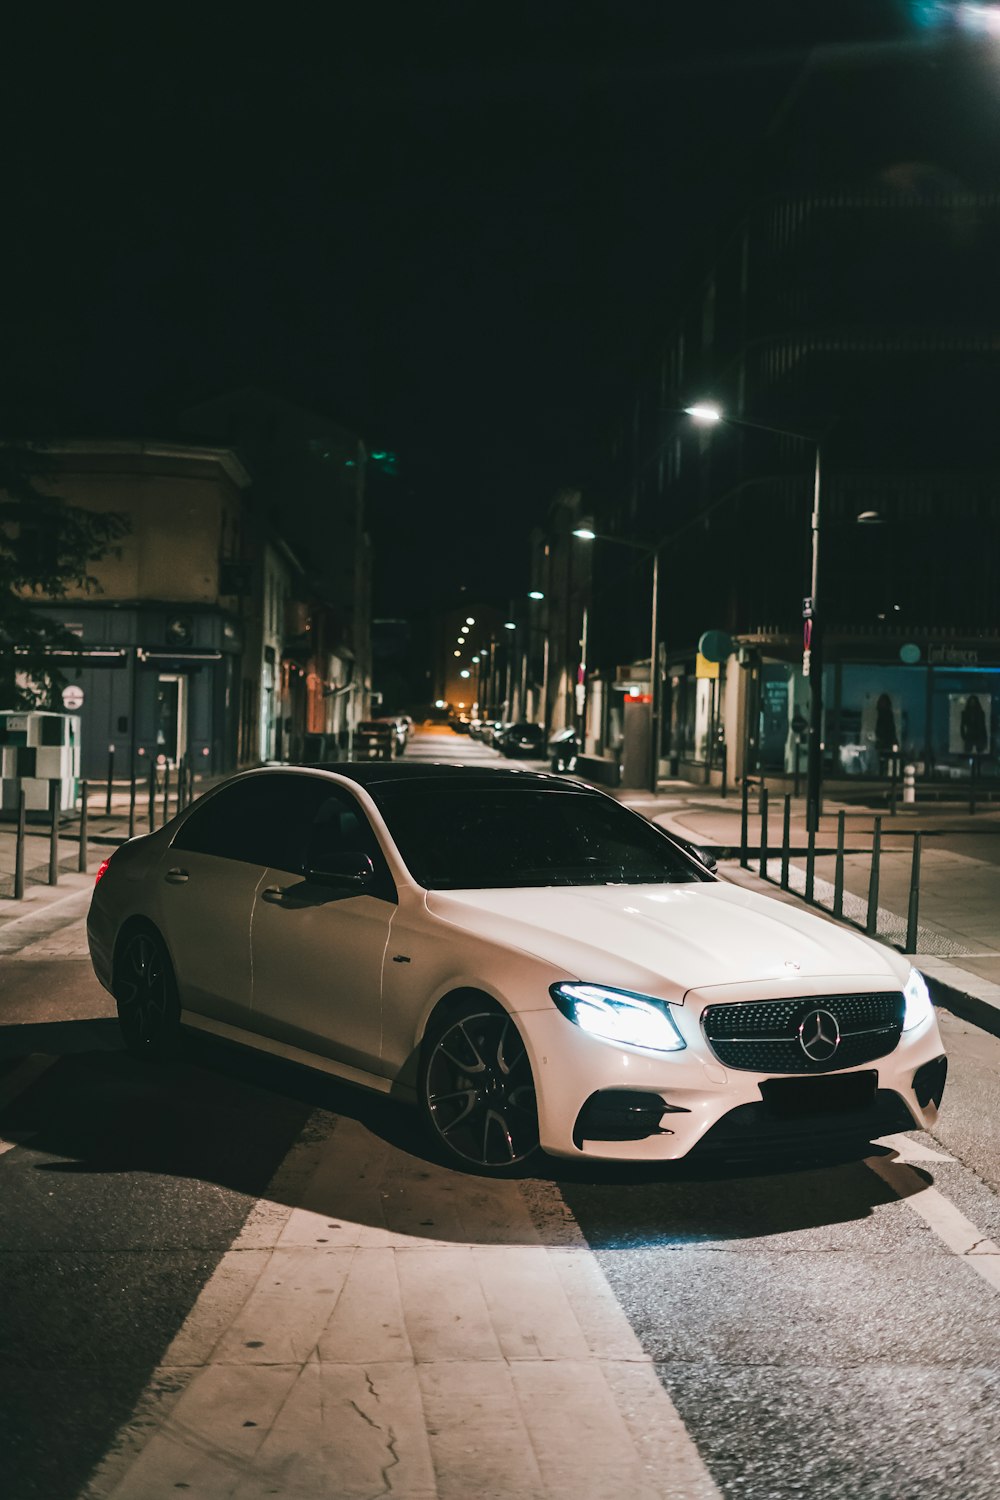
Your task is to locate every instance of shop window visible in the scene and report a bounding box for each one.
[838,665,925,777]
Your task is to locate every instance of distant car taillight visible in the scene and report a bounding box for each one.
[94,858,111,887]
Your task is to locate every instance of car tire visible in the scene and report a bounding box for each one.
[419,1001,540,1175]
[113,927,181,1060]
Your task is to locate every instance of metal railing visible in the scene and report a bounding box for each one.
[0,762,199,900]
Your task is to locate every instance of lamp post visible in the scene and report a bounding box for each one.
[685,402,824,832]
[573,523,661,795]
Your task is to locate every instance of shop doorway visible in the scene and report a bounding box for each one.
[156,674,188,765]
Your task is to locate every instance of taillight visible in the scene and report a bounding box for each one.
[94,858,111,887]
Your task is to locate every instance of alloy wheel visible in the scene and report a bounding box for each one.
[116,931,178,1057]
[423,1008,539,1171]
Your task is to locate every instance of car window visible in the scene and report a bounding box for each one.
[172,774,391,882]
[172,777,285,865]
[370,784,711,890]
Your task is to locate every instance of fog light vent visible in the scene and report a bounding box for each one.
[573,1089,688,1147]
[912,1055,948,1109]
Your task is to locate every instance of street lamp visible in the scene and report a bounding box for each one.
[573,521,661,795]
[685,402,824,832]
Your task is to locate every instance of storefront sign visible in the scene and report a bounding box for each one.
[929,645,979,665]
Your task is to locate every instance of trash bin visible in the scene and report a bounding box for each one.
[548,728,579,773]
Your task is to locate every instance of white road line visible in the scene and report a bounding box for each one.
[874,1131,955,1162]
[0,1053,56,1155]
[82,1112,722,1500]
[867,1154,1000,1295]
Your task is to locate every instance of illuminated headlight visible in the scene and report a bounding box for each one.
[903,968,933,1031]
[551,982,686,1053]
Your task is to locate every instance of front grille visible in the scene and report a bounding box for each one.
[701,991,904,1074]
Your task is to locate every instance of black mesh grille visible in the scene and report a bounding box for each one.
[701,992,904,1074]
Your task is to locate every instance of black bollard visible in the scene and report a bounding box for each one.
[14,787,26,900]
[866,817,882,937]
[905,833,922,953]
[79,780,89,874]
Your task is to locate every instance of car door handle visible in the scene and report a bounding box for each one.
[164,868,189,885]
[261,886,287,904]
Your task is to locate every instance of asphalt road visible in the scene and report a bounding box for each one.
[3,732,1000,1498]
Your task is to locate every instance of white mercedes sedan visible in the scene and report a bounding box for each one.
[87,764,947,1175]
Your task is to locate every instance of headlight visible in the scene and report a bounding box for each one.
[903,968,933,1031]
[551,982,686,1053]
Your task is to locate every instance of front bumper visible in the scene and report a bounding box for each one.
[522,1001,947,1161]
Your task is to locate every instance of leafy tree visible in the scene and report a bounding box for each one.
[0,445,128,708]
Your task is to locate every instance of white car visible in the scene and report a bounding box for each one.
[87,764,947,1175]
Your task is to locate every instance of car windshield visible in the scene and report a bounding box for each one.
[371,783,711,890]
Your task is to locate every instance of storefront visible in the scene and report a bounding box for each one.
[742,638,1000,789]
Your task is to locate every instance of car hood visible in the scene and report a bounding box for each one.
[425,882,908,1005]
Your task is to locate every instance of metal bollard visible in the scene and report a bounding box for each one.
[79,780,89,874]
[833,810,845,919]
[740,780,750,869]
[866,817,882,937]
[163,762,170,824]
[905,832,922,953]
[780,794,791,890]
[903,764,916,804]
[105,745,115,816]
[805,829,816,902]
[759,787,769,880]
[14,787,26,900]
[128,773,137,840]
[48,780,59,886]
[148,761,156,832]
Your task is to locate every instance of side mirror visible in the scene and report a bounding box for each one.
[306,852,375,887]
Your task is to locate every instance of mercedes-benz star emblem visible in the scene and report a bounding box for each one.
[798,1008,841,1063]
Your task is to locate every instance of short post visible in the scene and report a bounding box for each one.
[833,809,845,919]
[758,787,769,879]
[888,755,899,817]
[148,760,156,832]
[969,756,977,817]
[177,755,186,812]
[128,773,137,840]
[14,787,26,900]
[805,829,816,902]
[740,779,750,869]
[188,761,195,806]
[780,793,791,890]
[48,780,59,886]
[79,780,89,874]
[905,832,922,952]
[866,816,882,937]
[105,744,115,816]
[162,761,170,824]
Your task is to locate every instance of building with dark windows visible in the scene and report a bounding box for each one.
[12,440,252,781]
[579,42,1000,797]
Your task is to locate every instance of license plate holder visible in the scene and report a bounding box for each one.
[759,1070,877,1119]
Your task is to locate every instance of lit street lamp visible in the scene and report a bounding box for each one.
[685,402,824,832]
[573,522,661,795]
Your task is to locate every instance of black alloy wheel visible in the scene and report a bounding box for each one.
[420,1005,540,1174]
[114,929,180,1059]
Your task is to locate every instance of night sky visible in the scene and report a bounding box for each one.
[1,3,956,614]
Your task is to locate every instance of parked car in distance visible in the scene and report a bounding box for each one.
[498,721,545,757]
[449,714,472,734]
[89,763,947,1176]
[355,720,396,759]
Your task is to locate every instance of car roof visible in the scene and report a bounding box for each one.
[300,761,593,793]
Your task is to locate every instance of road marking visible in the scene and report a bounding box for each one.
[0,1053,56,1155]
[875,1131,955,1162]
[867,1154,1000,1295]
[83,1113,722,1500]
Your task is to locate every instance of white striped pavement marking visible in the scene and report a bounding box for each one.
[867,1153,1000,1295]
